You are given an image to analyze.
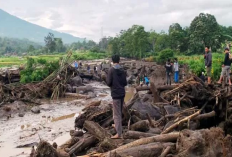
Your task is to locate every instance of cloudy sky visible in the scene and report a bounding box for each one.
[0,0,232,41]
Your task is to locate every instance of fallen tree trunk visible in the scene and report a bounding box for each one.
[159,146,172,157]
[59,137,79,150]
[82,101,101,111]
[105,132,179,156]
[131,120,150,132]
[124,131,157,139]
[68,136,97,155]
[136,85,177,92]
[108,142,175,157]
[64,93,87,99]
[83,121,116,151]
[83,120,111,140]
[193,111,215,121]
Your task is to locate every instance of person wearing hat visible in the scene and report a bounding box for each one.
[217,47,232,85]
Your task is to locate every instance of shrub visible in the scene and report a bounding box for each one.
[157,49,174,63]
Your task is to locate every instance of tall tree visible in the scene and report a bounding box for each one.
[54,38,64,52]
[189,13,220,53]
[44,33,56,53]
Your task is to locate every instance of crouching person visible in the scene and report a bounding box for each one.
[106,55,127,138]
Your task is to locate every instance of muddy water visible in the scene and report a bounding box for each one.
[0,82,135,157]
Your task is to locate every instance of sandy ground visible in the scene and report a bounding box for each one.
[0,82,112,157]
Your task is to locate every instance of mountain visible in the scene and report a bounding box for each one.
[0,9,84,44]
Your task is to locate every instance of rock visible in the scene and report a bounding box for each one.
[70,76,82,87]
[132,100,161,120]
[31,106,40,114]
[66,84,72,93]
[164,105,179,115]
[127,75,135,84]
[86,92,97,99]
[18,113,25,117]
[76,85,94,94]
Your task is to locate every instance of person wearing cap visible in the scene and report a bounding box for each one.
[217,48,232,85]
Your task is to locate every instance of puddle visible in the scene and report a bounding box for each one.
[124,87,136,103]
[51,113,75,122]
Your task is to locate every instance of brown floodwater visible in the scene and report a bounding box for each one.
[124,87,136,103]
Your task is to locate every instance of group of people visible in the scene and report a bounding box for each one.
[74,61,103,75]
[201,46,231,85]
[165,58,179,85]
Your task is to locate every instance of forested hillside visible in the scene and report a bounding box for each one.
[0,9,84,43]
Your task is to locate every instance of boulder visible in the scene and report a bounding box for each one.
[70,76,82,87]
[31,106,40,114]
[132,100,161,120]
[76,85,94,94]
[66,84,72,93]
[18,112,25,117]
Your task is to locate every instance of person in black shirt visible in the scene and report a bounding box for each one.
[165,59,172,85]
[106,55,127,139]
[217,48,232,85]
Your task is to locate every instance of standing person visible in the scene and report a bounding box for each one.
[74,61,78,70]
[174,58,179,83]
[79,62,82,69]
[87,65,90,73]
[165,59,172,85]
[204,46,212,84]
[106,55,127,139]
[217,48,232,85]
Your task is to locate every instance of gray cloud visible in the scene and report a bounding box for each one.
[0,0,232,41]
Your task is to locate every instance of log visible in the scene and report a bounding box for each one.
[136,85,177,92]
[150,81,161,103]
[82,100,101,111]
[159,146,172,157]
[131,120,149,132]
[70,130,84,137]
[108,142,175,157]
[146,113,155,128]
[193,111,215,121]
[124,131,157,139]
[68,136,97,155]
[83,120,111,140]
[162,110,200,134]
[83,121,116,151]
[162,101,209,134]
[59,137,79,150]
[105,132,179,156]
[64,93,87,99]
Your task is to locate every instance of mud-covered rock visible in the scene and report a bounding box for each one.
[18,112,25,117]
[76,85,94,94]
[132,99,161,120]
[70,76,82,87]
[31,106,40,114]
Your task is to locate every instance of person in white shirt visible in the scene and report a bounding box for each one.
[174,58,179,83]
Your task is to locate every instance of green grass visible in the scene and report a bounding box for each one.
[0,51,109,68]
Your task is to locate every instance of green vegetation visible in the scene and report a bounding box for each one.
[20,57,59,83]
[178,53,224,80]
[0,51,109,68]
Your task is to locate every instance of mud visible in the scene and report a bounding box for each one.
[0,82,135,157]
